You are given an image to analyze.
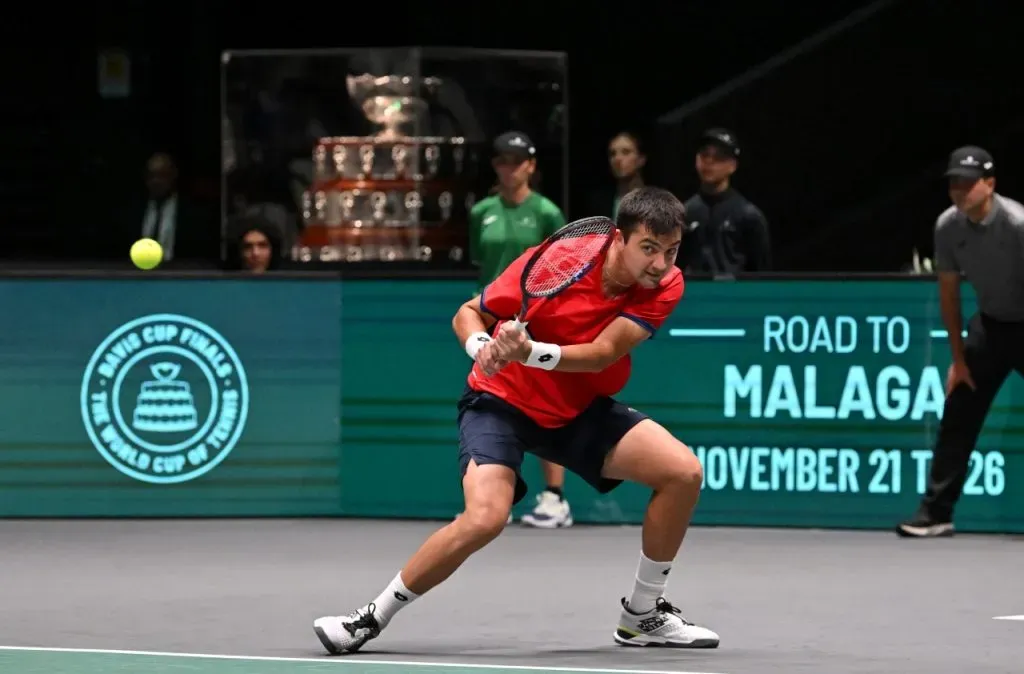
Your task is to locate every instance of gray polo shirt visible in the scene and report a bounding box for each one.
[934,193,1024,321]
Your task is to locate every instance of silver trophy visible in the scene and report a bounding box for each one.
[346,74,441,142]
[294,73,470,264]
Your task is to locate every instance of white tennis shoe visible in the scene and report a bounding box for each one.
[314,603,385,654]
[520,490,573,528]
[614,597,720,648]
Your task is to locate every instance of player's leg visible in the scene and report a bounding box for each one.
[313,461,516,654]
[313,390,528,654]
[545,398,716,648]
[405,460,516,589]
[521,459,574,529]
[454,467,516,525]
[599,417,717,648]
[453,356,513,525]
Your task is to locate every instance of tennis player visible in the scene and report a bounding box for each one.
[314,186,720,652]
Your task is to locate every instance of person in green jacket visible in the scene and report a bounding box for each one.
[470,131,565,291]
[468,130,574,529]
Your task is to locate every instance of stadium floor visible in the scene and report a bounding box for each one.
[0,519,1021,674]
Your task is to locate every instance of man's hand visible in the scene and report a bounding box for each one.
[475,340,508,377]
[946,360,976,396]
[491,321,532,364]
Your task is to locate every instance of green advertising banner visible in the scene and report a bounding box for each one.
[335,278,1024,534]
[624,280,1020,533]
[1,276,1020,533]
[0,279,343,517]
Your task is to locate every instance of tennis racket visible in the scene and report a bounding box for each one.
[509,216,617,332]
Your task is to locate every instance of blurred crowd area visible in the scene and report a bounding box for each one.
[5,1,1020,276]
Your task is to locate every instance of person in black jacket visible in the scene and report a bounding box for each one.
[678,128,771,274]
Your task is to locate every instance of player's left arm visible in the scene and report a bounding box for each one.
[544,316,655,372]
[496,270,684,373]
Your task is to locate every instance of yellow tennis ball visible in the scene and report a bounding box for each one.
[131,238,163,270]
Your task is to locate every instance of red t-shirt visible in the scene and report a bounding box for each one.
[468,248,684,428]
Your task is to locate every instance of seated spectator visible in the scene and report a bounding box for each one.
[126,152,218,265]
[222,216,286,274]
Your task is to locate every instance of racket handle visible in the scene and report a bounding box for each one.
[510,317,528,332]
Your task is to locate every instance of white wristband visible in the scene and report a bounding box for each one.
[524,340,561,370]
[465,332,492,360]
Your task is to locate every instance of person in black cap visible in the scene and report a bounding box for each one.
[898,145,1024,538]
[676,128,771,275]
[470,131,565,289]
[466,130,573,529]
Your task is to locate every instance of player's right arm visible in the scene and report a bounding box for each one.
[453,251,531,367]
[453,298,498,348]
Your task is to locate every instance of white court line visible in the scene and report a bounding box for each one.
[0,646,729,674]
[992,615,1024,621]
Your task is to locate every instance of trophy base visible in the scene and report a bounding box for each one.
[293,224,467,264]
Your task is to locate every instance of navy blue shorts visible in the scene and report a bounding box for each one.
[456,386,649,505]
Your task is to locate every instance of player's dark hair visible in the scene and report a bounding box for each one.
[616,186,685,240]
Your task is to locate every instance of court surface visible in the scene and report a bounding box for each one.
[1,519,1021,674]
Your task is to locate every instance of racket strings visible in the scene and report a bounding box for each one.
[524,219,614,297]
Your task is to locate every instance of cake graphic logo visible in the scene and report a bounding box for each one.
[133,363,199,433]
[80,314,250,484]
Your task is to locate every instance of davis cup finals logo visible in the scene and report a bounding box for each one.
[80,314,250,484]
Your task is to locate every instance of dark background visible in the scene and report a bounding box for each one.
[3,0,1020,271]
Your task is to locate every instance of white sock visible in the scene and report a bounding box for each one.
[370,571,420,625]
[626,552,671,614]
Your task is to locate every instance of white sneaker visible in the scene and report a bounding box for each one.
[614,597,719,648]
[313,603,384,654]
[520,490,573,528]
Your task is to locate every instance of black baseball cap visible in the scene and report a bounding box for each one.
[944,145,995,180]
[699,128,741,158]
[493,131,536,161]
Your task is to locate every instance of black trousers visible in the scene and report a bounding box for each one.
[919,313,1024,520]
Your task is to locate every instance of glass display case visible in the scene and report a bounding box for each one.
[220,47,568,271]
